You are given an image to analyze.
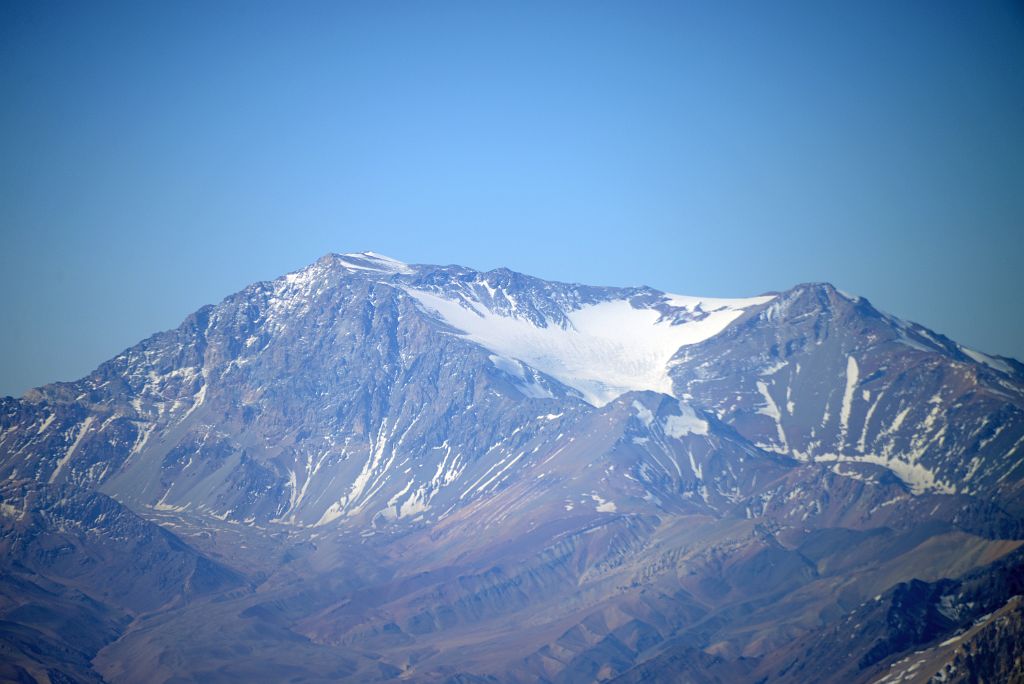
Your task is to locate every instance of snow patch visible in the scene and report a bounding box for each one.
[814,452,955,495]
[405,288,773,406]
[688,450,703,480]
[960,345,1014,375]
[489,355,554,399]
[664,401,708,437]
[756,381,789,450]
[36,414,55,435]
[339,251,414,274]
[0,503,24,520]
[839,356,859,444]
[632,401,654,427]
[48,416,94,484]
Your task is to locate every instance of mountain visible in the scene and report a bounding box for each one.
[1,251,1022,683]
[0,479,242,682]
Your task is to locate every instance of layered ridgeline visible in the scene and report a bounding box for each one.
[1,252,1022,683]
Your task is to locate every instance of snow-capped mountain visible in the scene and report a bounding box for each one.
[1,252,1022,683]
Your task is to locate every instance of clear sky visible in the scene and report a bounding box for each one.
[2,1,1023,397]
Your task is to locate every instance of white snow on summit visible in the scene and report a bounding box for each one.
[405,288,773,406]
[339,251,414,274]
[960,345,1015,376]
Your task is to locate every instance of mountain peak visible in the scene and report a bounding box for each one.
[786,281,847,298]
[328,251,414,274]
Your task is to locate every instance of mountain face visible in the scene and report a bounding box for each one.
[1,251,1022,683]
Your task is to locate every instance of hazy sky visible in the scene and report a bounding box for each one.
[2,1,1023,397]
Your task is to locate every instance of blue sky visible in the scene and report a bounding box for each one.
[2,1,1023,396]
